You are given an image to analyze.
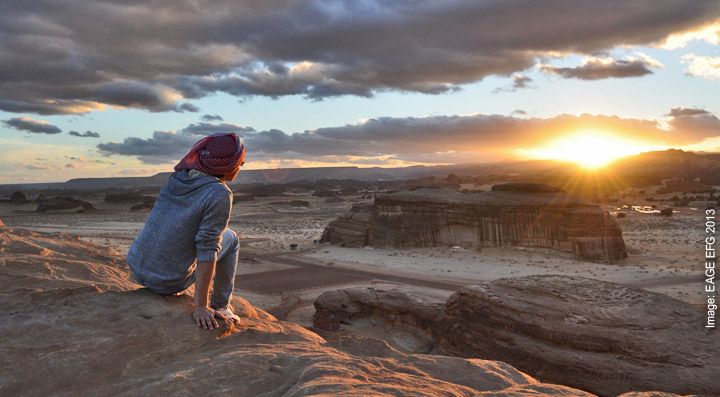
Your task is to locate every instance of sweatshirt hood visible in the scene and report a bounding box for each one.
[167,170,223,196]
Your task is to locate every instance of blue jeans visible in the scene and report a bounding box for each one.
[133,228,239,309]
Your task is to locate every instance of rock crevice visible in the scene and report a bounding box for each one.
[0,227,594,396]
[314,277,720,397]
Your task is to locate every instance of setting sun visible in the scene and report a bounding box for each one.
[528,132,651,169]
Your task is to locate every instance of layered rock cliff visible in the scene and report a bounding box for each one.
[0,226,594,396]
[321,184,627,262]
[315,277,720,396]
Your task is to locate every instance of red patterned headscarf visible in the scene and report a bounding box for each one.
[174,133,245,177]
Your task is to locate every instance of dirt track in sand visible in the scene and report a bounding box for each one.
[234,249,467,294]
[236,248,704,296]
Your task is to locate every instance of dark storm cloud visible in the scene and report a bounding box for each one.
[97,122,255,164]
[3,117,62,134]
[666,107,720,143]
[538,57,658,80]
[98,109,720,164]
[98,131,201,165]
[69,130,100,138]
[2,0,719,114]
[89,82,199,112]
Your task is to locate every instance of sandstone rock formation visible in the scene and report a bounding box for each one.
[0,227,592,396]
[36,196,94,212]
[10,191,28,203]
[321,184,627,262]
[315,277,720,396]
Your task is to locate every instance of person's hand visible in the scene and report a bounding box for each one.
[193,306,226,330]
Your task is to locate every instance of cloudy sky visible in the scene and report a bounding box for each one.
[1,0,720,183]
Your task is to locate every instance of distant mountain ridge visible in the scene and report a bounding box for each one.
[2,150,718,194]
[0,164,517,193]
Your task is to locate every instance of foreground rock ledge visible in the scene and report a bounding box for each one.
[315,276,720,396]
[321,184,627,262]
[0,227,592,396]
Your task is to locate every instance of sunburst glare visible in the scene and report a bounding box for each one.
[527,131,653,169]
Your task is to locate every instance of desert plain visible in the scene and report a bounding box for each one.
[1,174,718,396]
[0,182,711,330]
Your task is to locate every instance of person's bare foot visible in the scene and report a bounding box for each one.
[214,306,240,323]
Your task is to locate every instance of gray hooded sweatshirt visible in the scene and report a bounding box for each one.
[127,169,232,288]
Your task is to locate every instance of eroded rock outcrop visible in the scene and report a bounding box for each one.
[321,184,627,262]
[36,196,94,212]
[10,191,28,203]
[315,277,720,396]
[0,227,592,396]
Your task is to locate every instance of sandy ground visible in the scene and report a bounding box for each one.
[0,192,713,332]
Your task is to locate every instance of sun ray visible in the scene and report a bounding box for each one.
[526,130,655,169]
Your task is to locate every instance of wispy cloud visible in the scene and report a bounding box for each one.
[69,130,101,138]
[493,74,535,93]
[538,55,664,80]
[20,161,60,170]
[1,0,717,114]
[3,117,62,134]
[201,114,224,122]
[64,155,114,165]
[681,54,720,80]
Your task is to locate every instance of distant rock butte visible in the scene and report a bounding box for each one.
[315,277,720,396]
[10,191,28,203]
[321,184,627,262]
[0,227,594,396]
[36,196,94,212]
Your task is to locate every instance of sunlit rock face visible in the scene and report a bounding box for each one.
[315,277,720,397]
[322,183,627,262]
[0,227,593,396]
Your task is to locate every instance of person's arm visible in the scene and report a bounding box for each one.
[192,261,224,330]
[193,187,232,330]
